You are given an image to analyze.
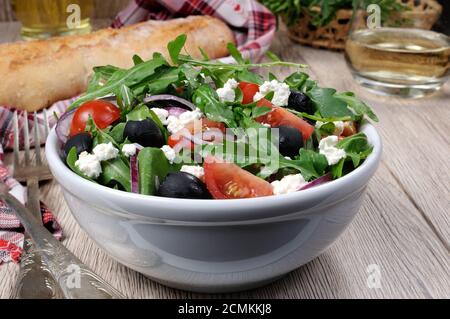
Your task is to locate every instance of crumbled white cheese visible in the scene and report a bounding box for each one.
[319,135,346,165]
[216,78,239,102]
[161,145,176,164]
[150,108,169,125]
[180,165,205,180]
[75,151,102,178]
[166,108,203,134]
[315,121,344,136]
[92,142,119,161]
[271,174,307,195]
[253,80,290,106]
[122,144,137,157]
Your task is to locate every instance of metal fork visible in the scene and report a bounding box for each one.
[11,110,64,299]
[6,111,124,299]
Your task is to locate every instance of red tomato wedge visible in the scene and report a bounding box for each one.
[70,100,120,136]
[169,117,226,151]
[238,82,260,104]
[255,99,315,141]
[342,121,357,137]
[184,117,226,135]
[204,156,274,199]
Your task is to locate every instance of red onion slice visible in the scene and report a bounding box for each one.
[144,94,196,111]
[55,109,76,144]
[299,173,332,191]
[130,147,141,193]
[166,106,188,117]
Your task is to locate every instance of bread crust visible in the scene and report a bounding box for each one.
[0,16,234,111]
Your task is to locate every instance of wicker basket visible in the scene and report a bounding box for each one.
[285,0,443,51]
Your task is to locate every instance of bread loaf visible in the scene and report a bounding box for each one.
[0,16,234,111]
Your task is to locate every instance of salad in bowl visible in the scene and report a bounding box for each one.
[57,34,378,201]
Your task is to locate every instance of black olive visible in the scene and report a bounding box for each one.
[123,119,164,148]
[288,90,314,114]
[276,125,304,158]
[157,172,212,199]
[64,133,92,157]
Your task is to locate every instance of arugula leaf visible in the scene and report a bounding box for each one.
[69,53,168,110]
[318,122,336,136]
[308,87,355,119]
[147,67,180,94]
[137,147,171,195]
[227,43,245,64]
[168,34,187,65]
[235,70,264,85]
[132,55,144,65]
[108,123,126,144]
[335,92,379,122]
[330,158,346,179]
[192,85,235,126]
[266,51,281,62]
[337,132,373,167]
[99,157,131,192]
[115,84,134,117]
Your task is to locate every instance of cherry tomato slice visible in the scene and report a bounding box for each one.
[342,121,357,137]
[256,105,315,141]
[168,135,194,151]
[70,100,120,136]
[204,156,274,199]
[239,82,260,104]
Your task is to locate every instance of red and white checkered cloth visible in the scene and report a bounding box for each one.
[0,0,276,264]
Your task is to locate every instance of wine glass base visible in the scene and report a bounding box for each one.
[352,74,445,99]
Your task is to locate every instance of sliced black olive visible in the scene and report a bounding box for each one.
[288,90,314,115]
[123,119,164,148]
[64,133,93,157]
[157,172,212,199]
[276,125,304,158]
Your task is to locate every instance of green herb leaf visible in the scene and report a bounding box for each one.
[69,53,168,110]
[168,34,187,65]
[335,92,379,122]
[132,55,144,65]
[137,147,171,195]
[192,85,235,126]
[99,157,131,192]
[308,87,355,119]
[227,43,245,64]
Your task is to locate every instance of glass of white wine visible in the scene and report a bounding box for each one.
[12,0,94,40]
[345,0,450,98]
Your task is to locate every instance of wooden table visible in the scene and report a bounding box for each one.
[1,21,449,299]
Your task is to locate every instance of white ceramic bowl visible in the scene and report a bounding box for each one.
[46,124,382,293]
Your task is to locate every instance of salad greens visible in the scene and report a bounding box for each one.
[64,34,378,199]
[262,0,408,26]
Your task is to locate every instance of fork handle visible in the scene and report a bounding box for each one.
[0,189,124,299]
[12,178,64,299]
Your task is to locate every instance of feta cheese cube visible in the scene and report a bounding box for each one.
[253,80,290,106]
[180,165,205,180]
[122,143,137,157]
[75,151,102,178]
[271,174,307,195]
[92,142,119,161]
[161,145,176,164]
[319,135,346,165]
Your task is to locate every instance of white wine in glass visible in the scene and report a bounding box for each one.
[345,1,450,98]
[12,0,94,40]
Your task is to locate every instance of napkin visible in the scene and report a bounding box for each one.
[0,0,276,264]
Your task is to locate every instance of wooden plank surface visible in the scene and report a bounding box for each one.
[0,21,449,299]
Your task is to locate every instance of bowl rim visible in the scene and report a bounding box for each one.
[46,123,382,221]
